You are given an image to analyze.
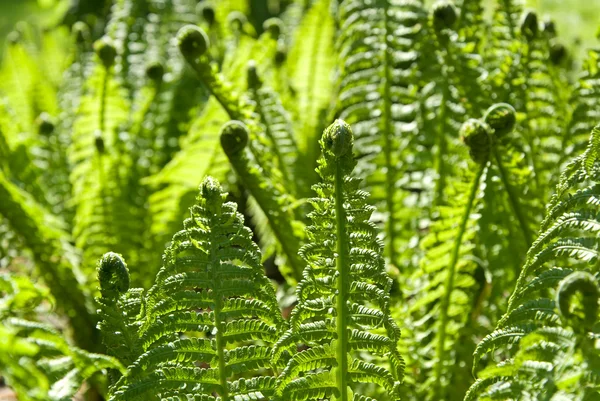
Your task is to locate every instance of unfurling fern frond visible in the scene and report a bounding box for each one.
[402,103,539,401]
[104,176,285,401]
[273,120,404,401]
[403,118,492,401]
[176,24,306,284]
[468,126,600,400]
[96,252,144,384]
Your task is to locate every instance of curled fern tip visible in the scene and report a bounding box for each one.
[36,112,54,136]
[556,271,599,331]
[97,252,130,298]
[460,119,492,164]
[484,103,516,137]
[263,18,283,38]
[177,25,209,61]
[72,21,90,44]
[199,176,224,206]
[197,4,215,25]
[247,60,260,88]
[321,119,354,159]
[432,0,458,30]
[220,120,249,155]
[520,10,539,39]
[93,36,117,68]
[145,61,164,81]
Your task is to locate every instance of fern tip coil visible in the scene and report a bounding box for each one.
[484,103,516,137]
[177,25,210,62]
[93,36,117,68]
[145,61,164,81]
[556,271,599,331]
[227,11,248,32]
[321,119,354,159]
[220,120,249,155]
[72,21,90,45]
[460,119,493,164]
[97,252,130,298]
[263,18,283,38]
[520,10,539,39]
[247,60,260,88]
[197,3,215,26]
[432,0,458,30]
[36,112,54,136]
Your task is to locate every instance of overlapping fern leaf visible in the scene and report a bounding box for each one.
[402,104,540,401]
[334,0,428,270]
[103,176,285,401]
[0,168,97,350]
[272,120,404,401]
[564,37,600,160]
[0,273,123,401]
[511,10,568,197]
[468,126,600,400]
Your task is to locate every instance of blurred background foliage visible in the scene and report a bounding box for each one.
[2,0,597,62]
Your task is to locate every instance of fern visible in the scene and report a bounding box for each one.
[0,168,97,350]
[0,273,123,401]
[468,126,600,400]
[403,103,540,401]
[273,120,404,401]
[103,176,285,400]
[334,0,427,270]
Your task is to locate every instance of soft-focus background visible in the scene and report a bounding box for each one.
[1,0,598,52]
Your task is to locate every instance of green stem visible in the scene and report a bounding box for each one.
[224,148,304,283]
[434,43,452,205]
[211,216,229,401]
[492,147,534,245]
[382,2,397,268]
[100,67,109,133]
[334,161,349,401]
[214,295,229,401]
[433,163,486,397]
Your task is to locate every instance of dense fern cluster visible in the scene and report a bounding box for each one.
[1,0,600,400]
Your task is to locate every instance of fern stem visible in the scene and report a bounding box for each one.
[434,65,451,205]
[433,162,486,397]
[99,67,109,133]
[211,231,230,401]
[334,160,350,401]
[492,147,534,245]
[382,1,397,268]
[214,295,230,401]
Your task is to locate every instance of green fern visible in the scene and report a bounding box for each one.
[103,176,285,400]
[273,120,404,401]
[468,126,600,400]
[0,273,123,401]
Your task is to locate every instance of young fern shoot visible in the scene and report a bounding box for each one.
[101,177,286,401]
[273,120,404,401]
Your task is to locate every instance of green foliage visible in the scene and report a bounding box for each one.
[1,1,600,400]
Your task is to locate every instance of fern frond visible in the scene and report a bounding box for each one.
[334,0,428,269]
[468,126,600,400]
[0,273,123,401]
[0,169,97,350]
[273,120,404,401]
[105,176,285,401]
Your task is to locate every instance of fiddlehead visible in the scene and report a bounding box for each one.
[556,271,599,332]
